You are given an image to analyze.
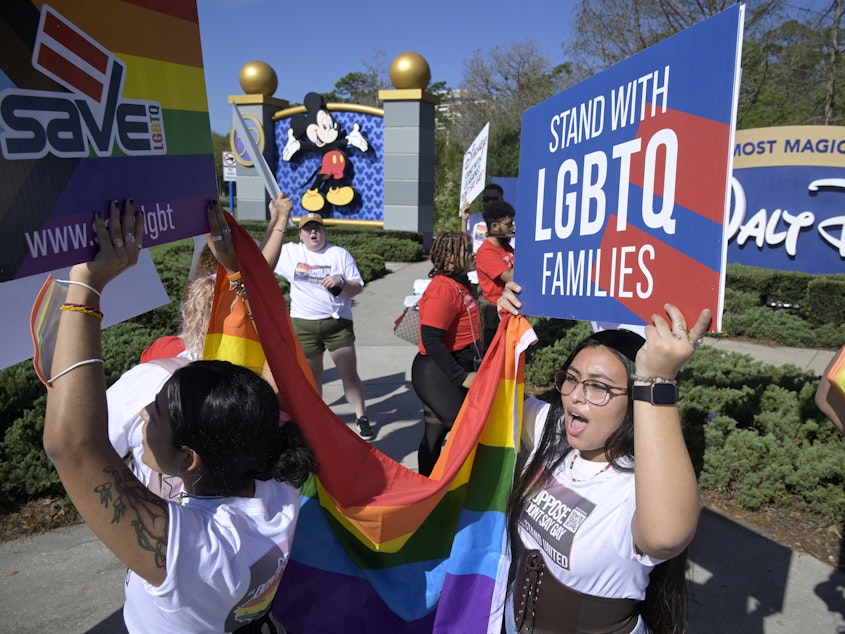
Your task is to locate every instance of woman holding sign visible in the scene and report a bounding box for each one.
[36,200,316,633]
[497,281,708,634]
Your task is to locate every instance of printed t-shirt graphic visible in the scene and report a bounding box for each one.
[294,262,331,284]
[518,479,596,570]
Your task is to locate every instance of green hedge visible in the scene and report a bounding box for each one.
[0,224,423,512]
[722,264,845,348]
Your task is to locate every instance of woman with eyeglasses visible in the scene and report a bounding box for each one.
[497,281,710,634]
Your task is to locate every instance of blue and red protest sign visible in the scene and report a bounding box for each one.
[514,5,745,331]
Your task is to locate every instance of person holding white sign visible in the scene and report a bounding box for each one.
[497,281,709,633]
[461,182,504,253]
[475,199,516,349]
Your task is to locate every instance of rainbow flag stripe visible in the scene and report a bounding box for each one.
[218,216,537,632]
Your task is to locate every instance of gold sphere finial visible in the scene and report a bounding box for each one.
[239,61,278,96]
[389,52,431,90]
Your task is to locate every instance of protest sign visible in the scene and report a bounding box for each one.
[514,5,745,332]
[0,1,217,282]
[459,123,490,211]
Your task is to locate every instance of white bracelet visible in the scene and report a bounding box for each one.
[47,358,104,386]
[57,279,101,298]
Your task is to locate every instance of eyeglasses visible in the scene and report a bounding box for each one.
[482,196,501,203]
[301,224,323,232]
[554,370,628,406]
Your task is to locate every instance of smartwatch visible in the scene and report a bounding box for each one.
[632,381,678,405]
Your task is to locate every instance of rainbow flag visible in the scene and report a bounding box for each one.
[219,215,537,632]
[0,0,216,281]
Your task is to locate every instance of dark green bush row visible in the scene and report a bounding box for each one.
[723,264,845,348]
[0,224,423,511]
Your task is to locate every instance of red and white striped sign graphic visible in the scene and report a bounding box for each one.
[32,6,114,103]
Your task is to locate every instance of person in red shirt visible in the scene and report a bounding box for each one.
[475,200,516,349]
[411,231,482,476]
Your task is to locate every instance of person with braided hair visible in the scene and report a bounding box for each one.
[411,231,483,476]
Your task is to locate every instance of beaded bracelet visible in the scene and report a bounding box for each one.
[631,374,677,385]
[229,277,247,299]
[60,303,104,321]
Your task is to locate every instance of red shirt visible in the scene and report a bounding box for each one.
[417,275,480,355]
[475,240,515,304]
[140,335,186,363]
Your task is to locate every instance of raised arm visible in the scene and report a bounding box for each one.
[42,200,172,586]
[259,192,293,270]
[630,304,710,559]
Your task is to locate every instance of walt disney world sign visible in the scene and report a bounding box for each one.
[729,125,845,274]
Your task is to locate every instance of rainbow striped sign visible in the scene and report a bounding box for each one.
[0,1,217,281]
[220,217,537,632]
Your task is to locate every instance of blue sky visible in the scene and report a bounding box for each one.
[197,0,577,133]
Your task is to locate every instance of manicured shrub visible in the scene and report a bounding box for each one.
[805,276,845,326]
[722,306,814,346]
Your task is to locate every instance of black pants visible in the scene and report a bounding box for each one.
[411,347,475,475]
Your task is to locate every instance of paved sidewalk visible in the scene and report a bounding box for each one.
[1,259,843,633]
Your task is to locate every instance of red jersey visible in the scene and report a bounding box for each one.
[475,240,515,305]
[417,275,480,355]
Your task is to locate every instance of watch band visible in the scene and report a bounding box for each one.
[632,382,678,405]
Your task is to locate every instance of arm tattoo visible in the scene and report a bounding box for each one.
[94,465,169,569]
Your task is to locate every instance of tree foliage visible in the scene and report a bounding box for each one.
[565,0,844,128]
[323,48,392,107]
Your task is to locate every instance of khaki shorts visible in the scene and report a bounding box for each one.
[291,317,356,357]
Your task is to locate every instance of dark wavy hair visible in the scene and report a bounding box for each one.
[505,329,691,633]
[166,360,317,494]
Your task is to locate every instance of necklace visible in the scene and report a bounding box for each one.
[567,450,611,482]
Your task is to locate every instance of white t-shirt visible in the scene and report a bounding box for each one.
[123,479,300,633]
[107,354,192,499]
[517,399,660,598]
[274,242,363,321]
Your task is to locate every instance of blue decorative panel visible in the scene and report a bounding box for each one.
[275,110,384,222]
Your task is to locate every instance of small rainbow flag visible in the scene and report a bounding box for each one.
[218,215,537,632]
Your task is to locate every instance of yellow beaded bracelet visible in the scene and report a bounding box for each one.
[60,303,104,321]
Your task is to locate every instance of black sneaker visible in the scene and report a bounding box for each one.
[356,416,374,440]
